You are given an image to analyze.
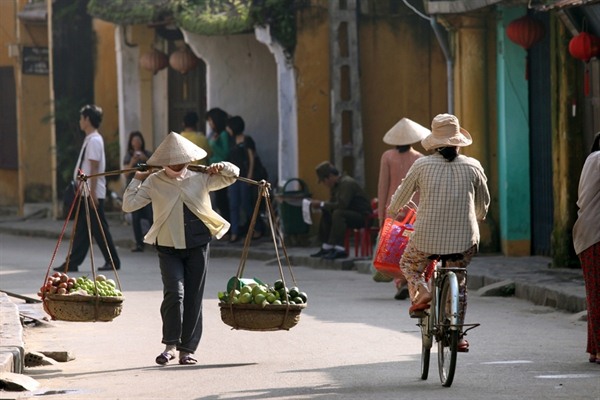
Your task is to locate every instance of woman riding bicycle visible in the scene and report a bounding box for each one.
[387,113,490,352]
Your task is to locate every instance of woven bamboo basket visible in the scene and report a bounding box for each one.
[219,303,306,331]
[43,293,124,322]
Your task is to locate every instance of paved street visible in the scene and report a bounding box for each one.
[1,233,599,399]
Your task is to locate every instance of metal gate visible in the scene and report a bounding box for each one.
[528,13,553,256]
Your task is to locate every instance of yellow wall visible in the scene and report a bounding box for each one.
[92,19,122,195]
[0,0,19,206]
[93,20,119,164]
[132,25,157,151]
[295,8,332,202]
[17,7,52,204]
[359,16,448,197]
[294,7,448,202]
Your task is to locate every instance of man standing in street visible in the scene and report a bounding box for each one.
[310,161,372,260]
[54,104,121,272]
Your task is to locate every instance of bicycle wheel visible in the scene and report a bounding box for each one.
[420,312,432,380]
[437,274,459,387]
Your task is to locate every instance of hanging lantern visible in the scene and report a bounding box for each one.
[569,32,600,62]
[139,48,169,75]
[506,15,545,50]
[169,46,199,74]
[569,32,600,97]
[506,15,545,80]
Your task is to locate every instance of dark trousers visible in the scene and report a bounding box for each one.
[67,198,120,269]
[228,181,266,236]
[214,187,230,225]
[157,244,208,354]
[131,204,153,246]
[319,208,366,247]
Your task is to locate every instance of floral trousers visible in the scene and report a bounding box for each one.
[399,241,476,323]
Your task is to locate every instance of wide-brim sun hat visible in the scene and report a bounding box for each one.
[421,113,473,151]
[383,117,431,146]
[147,131,207,166]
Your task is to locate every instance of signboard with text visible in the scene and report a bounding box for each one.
[22,47,49,75]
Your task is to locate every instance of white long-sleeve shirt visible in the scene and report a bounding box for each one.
[122,163,239,247]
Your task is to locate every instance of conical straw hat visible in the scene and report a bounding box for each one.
[383,118,431,146]
[147,131,207,166]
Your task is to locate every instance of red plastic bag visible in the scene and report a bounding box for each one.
[373,209,416,277]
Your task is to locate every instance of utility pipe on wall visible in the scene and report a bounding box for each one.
[430,16,454,114]
[400,0,454,113]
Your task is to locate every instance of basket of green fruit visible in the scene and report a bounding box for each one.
[218,278,307,331]
[40,272,124,322]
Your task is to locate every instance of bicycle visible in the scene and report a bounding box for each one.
[416,254,479,387]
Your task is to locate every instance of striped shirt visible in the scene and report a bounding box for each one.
[387,152,490,254]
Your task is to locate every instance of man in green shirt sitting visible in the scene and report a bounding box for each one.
[310,161,372,260]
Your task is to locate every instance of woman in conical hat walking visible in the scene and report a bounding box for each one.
[123,132,239,365]
[376,117,430,300]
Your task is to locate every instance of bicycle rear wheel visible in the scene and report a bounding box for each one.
[420,312,432,380]
[437,274,458,387]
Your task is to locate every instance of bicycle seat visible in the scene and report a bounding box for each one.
[428,253,464,262]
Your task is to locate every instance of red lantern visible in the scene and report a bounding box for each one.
[506,15,545,80]
[169,46,199,75]
[569,32,600,62]
[569,32,600,97]
[506,15,545,50]
[139,48,169,75]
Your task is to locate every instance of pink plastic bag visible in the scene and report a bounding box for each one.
[373,209,416,277]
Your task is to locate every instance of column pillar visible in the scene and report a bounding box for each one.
[449,14,500,252]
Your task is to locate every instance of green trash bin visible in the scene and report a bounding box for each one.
[277,178,311,235]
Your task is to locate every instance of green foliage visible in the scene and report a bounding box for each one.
[87,0,173,25]
[174,0,253,35]
[86,0,306,56]
[250,0,300,54]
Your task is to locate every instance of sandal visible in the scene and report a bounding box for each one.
[155,352,175,365]
[458,338,469,353]
[179,355,198,365]
[409,302,430,313]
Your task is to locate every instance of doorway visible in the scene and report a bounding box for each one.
[168,42,207,135]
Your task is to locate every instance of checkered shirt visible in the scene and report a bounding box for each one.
[387,152,490,254]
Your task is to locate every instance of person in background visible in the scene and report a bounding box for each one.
[573,132,600,365]
[387,114,490,352]
[123,132,239,366]
[207,107,231,234]
[123,131,153,252]
[225,116,266,243]
[54,104,121,272]
[180,111,212,166]
[310,161,372,260]
[376,118,430,300]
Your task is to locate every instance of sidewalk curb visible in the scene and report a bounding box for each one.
[0,292,25,374]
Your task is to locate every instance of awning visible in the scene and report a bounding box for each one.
[17,1,47,23]
[424,0,600,14]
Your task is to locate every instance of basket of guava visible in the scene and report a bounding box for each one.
[219,184,308,331]
[218,277,307,331]
[40,272,124,322]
